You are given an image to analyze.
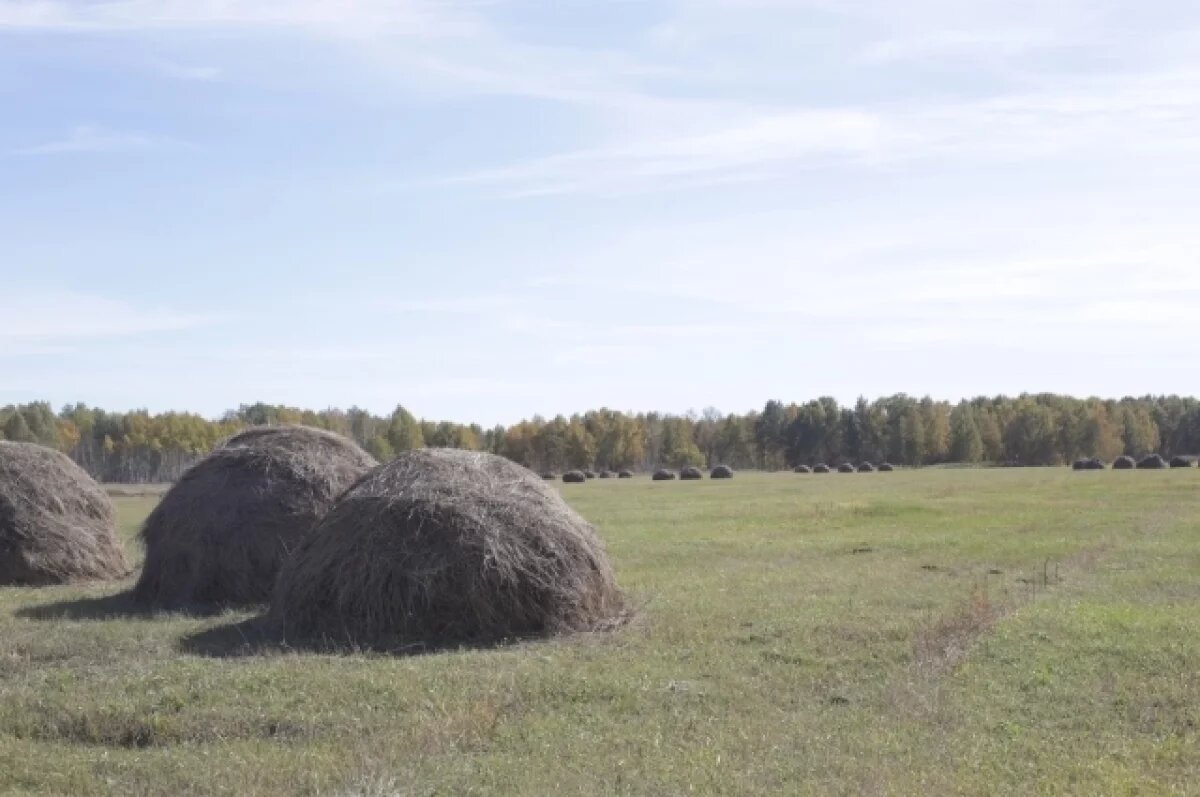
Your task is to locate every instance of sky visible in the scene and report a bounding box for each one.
[2,0,1199,426]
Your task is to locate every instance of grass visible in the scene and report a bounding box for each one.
[1,469,1198,795]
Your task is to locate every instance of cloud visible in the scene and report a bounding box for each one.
[153,60,221,81]
[11,124,172,155]
[0,292,213,345]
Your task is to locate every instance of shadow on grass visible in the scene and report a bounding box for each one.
[16,590,230,621]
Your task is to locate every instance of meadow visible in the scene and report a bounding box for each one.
[1,469,1197,796]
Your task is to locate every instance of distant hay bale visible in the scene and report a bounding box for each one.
[857,461,876,473]
[618,470,634,479]
[0,441,128,586]
[1073,458,1105,471]
[813,463,830,474]
[793,465,812,473]
[562,470,586,483]
[878,462,895,472]
[710,464,734,479]
[1113,455,1136,470]
[837,462,856,473]
[1169,456,1192,469]
[584,470,597,479]
[652,469,677,481]
[1137,454,1168,470]
[133,425,377,609]
[270,448,626,650]
[598,470,614,479]
[680,466,703,480]
[541,472,556,481]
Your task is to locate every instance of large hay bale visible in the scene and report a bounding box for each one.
[652,469,676,481]
[270,448,625,650]
[540,472,556,481]
[837,462,855,473]
[1073,457,1105,471]
[0,441,128,586]
[1113,455,1136,470]
[813,463,830,474]
[618,470,634,479]
[1137,454,1168,469]
[710,465,734,479]
[793,464,811,474]
[562,470,586,483]
[133,425,376,609]
[878,462,895,472]
[598,470,614,479]
[857,461,876,473]
[584,470,597,480]
[680,466,703,480]
[1169,456,1192,469]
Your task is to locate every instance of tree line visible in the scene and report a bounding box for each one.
[1,394,1197,483]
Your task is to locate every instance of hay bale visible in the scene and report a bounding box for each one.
[540,472,556,481]
[680,466,703,480]
[618,470,634,479]
[0,441,128,586]
[269,448,625,650]
[878,462,895,472]
[710,465,734,479]
[652,469,676,481]
[1170,456,1192,469]
[598,470,614,479]
[584,470,597,479]
[562,470,586,483]
[1073,458,1105,471]
[857,461,876,473]
[793,464,811,474]
[1137,454,1168,469]
[1113,455,1136,470]
[133,425,376,609]
[813,463,830,474]
[837,462,855,473]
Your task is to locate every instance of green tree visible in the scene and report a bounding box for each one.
[386,405,424,452]
[3,411,35,443]
[949,402,983,463]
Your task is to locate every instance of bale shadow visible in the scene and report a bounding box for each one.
[16,590,228,621]
[179,616,280,658]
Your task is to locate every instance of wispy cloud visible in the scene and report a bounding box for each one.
[0,292,213,344]
[11,124,172,155]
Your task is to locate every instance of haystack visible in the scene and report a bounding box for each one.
[0,441,128,585]
[1169,456,1192,469]
[541,472,556,481]
[133,425,376,609]
[618,470,634,479]
[1073,458,1104,471]
[269,448,625,650]
[680,466,703,480]
[813,463,830,473]
[562,470,586,483]
[857,461,876,473]
[1113,455,1136,470]
[878,462,895,472]
[1137,454,1168,469]
[598,470,614,479]
[652,469,676,481]
[793,464,811,474]
[584,470,597,479]
[710,465,734,479]
[837,462,855,473]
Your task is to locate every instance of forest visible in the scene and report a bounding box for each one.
[0,394,1194,483]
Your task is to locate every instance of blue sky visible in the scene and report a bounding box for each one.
[2,0,1199,425]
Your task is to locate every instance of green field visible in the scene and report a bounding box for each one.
[1,470,1198,795]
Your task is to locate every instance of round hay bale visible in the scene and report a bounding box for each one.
[680,466,703,480]
[584,470,597,479]
[857,461,876,473]
[813,463,830,474]
[710,465,734,479]
[1073,457,1105,471]
[562,470,586,483]
[793,464,812,474]
[878,462,895,472]
[618,470,634,479]
[1137,454,1168,469]
[270,448,625,650]
[133,425,376,609]
[652,469,676,481]
[837,462,855,473]
[1112,455,1136,470]
[540,472,556,481]
[1071,459,1086,471]
[1169,456,1192,469]
[598,470,614,479]
[0,441,128,586]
